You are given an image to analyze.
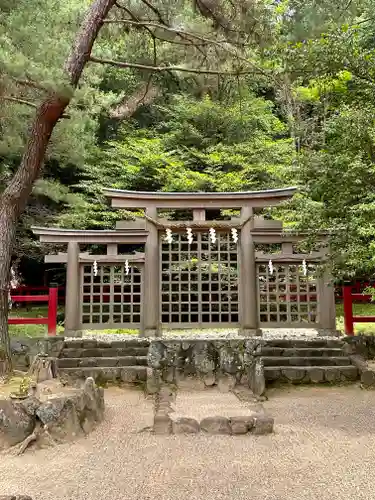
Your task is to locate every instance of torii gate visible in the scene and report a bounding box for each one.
[32,187,336,336]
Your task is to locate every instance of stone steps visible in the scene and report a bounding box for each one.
[57,339,150,385]
[58,366,147,384]
[58,356,148,368]
[257,338,359,385]
[264,365,358,384]
[259,347,345,357]
[262,356,352,367]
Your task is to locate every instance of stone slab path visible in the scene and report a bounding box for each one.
[2,386,375,500]
[174,389,257,420]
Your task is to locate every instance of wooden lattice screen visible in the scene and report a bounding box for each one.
[257,262,320,327]
[81,263,142,329]
[160,231,239,327]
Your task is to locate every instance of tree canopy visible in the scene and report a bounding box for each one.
[2,0,375,280]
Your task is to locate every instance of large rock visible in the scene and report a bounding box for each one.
[0,377,104,451]
[36,377,104,440]
[0,399,35,449]
[37,397,82,441]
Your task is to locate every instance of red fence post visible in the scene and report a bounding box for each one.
[48,284,58,336]
[343,285,354,336]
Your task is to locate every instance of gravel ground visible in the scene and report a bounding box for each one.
[78,328,336,342]
[2,386,375,500]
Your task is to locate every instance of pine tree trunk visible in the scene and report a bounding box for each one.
[0,0,116,375]
[0,202,13,374]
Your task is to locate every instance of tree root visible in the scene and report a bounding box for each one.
[9,422,56,455]
[137,425,153,434]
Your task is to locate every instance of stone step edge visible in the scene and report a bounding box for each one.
[59,348,148,358]
[57,366,147,383]
[58,366,146,372]
[261,356,351,364]
[264,364,358,383]
[263,339,344,347]
[63,340,150,348]
[264,365,357,371]
[57,356,147,367]
[259,347,345,354]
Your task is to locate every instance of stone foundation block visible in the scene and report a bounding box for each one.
[200,416,231,435]
[172,417,200,434]
[230,416,255,435]
[309,368,325,383]
[0,496,33,500]
[153,414,172,435]
[252,415,274,435]
[146,368,160,394]
[361,370,375,388]
[282,368,305,383]
[217,374,236,393]
[203,372,216,387]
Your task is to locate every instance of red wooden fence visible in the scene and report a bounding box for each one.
[8,286,58,336]
[343,285,375,336]
[11,285,65,303]
[336,281,375,301]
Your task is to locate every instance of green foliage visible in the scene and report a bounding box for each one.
[88,93,292,193]
[4,0,375,281]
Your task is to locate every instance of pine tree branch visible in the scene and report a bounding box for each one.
[111,4,208,54]
[103,18,228,44]
[89,56,252,75]
[2,96,38,108]
[102,19,270,77]
[106,6,196,91]
[2,96,71,118]
[139,0,166,24]
[12,78,49,92]
[337,0,353,20]
[105,18,213,46]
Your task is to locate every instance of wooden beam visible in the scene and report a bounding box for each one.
[104,187,298,210]
[251,231,329,244]
[255,252,325,262]
[32,226,148,244]
[115,219,147,230]
[253,217,282,230]
[45,252,145,264]
[144,216,254,230]
[193,209,206,221]
[110,196,294,210]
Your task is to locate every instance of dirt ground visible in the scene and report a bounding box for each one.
[1,385,375,500]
